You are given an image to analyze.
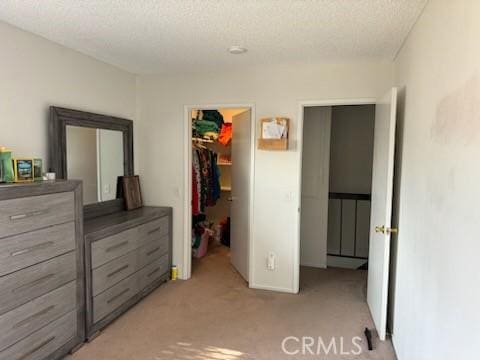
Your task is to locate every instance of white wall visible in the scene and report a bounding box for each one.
[329,105,375,194]
[327,105,374,265]
[300,106,331,268]
[136,62,393,291]
[392,0,480,358]
[98,129,124,201]
[66,126,98,204]
[0,21,136,167]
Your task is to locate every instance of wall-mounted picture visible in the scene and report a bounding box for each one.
[13,158,34,182]
[33,158,43,180]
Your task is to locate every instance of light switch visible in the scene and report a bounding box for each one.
[267,252,276,270]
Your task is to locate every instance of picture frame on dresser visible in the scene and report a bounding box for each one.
[12,159,34,183]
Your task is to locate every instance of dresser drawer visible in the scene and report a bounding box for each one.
[0,222,75,277]
[93,272,140,323]
[138,235,169,268]
[0,281,76,352]
[92,250,138,297]
[0,310,76,360]
[140,254,169,290]
[137,217,169,247]
[0,192,74,239]
[91,227,138,269]
[0,252,76,316]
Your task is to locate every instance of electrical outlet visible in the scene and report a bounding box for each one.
[267,252,276,270]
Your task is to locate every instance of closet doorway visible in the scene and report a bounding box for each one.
[183,105,255,284]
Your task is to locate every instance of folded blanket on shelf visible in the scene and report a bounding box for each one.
[193,119,219,136]
[202,110,224,128]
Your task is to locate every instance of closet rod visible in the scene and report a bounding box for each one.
[192,137,214,143]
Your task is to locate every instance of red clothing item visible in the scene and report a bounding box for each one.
[218,123,232,146]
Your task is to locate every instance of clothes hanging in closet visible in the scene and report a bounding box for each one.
[192,147,221,216]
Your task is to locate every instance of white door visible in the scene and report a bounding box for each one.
[367,88,398,341]
[230,110,251,281]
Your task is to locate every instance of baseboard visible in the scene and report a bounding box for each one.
[300,261,327,269]
[327,255,367,269]
[391,333,400,359]
[249,282,297,294]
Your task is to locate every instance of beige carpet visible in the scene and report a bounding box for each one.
[69,245,396,360]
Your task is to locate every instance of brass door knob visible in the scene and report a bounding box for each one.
[375,226,398,235]
[387,227,398,234]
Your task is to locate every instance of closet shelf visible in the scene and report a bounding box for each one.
[217,161,232,166]
[221,186,231,191]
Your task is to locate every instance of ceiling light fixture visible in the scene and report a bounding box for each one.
[228,46,247,54]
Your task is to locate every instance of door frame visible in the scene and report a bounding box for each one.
[295,98,376,293]
[183,103,256,282]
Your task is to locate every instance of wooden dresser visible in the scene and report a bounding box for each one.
[0,181,84,360]
[84,206,172,339]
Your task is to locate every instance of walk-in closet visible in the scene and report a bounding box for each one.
[190,108,252,280]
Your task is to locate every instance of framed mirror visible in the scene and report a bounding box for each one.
[49,107,133,218]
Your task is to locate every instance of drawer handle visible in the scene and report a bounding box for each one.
[105,241,129,253]
[13,305,56,329]
[147,267,161,277]
[10,209,50,221]
[107,288,130,304]
[146,247,160,256]
[18,336,55,360]
[10,241,55,257]
[147,227,161,235]
[12,274,55,293]
[107,264,129,278]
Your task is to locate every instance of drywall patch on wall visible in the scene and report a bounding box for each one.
[432,73,480,145]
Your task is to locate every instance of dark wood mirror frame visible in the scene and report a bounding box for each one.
[49,106,134,219]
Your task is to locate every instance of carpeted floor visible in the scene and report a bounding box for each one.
[69,244,396,359]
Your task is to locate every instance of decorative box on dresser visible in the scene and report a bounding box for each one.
[84,206,172,340]
[0,180,85,360]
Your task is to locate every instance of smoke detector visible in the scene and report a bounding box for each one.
[228,46,247,54]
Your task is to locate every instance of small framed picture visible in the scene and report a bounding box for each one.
[13,159,34,182]
[33,158,43,181]
[118,175,143,210]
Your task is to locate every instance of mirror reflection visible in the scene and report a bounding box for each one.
[66,126,124,205]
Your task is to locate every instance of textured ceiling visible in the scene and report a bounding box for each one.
[0,0,427,74]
